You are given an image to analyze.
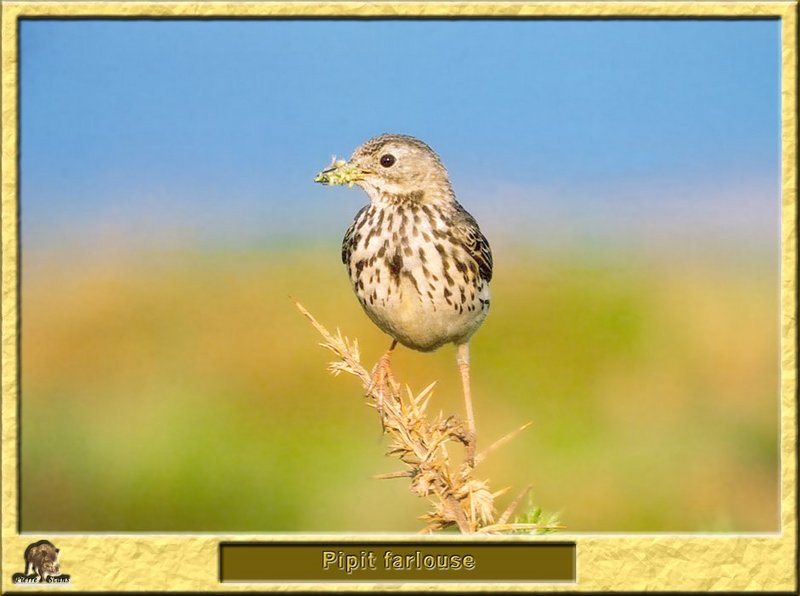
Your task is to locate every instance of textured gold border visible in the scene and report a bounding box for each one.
[1,2,796,592]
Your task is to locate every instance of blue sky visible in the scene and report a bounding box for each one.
[20,19,780,252]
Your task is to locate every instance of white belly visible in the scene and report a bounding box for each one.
[361,272,489,351]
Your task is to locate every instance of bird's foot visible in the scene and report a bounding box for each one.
[453,426,477,469]
[464,430,477,469]
[367,351,399,430]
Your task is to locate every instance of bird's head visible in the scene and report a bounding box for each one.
[315,134,454,205]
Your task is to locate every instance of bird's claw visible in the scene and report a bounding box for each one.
[367,352,399,432]
[464,431,477,468]
[453,428,477,468]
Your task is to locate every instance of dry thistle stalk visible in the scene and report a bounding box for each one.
[297,302,563,534]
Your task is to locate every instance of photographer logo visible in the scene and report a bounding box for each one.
[11,540,71,585]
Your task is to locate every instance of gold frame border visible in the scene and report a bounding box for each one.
[1,2,796,592]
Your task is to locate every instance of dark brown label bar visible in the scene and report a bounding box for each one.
[219,542,576,582]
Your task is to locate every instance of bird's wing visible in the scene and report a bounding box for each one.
[453,208,493,283]
[341,206,367,265]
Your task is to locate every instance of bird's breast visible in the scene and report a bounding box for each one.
[344,203,490,351]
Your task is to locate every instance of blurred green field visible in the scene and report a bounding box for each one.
[21,243,778,532]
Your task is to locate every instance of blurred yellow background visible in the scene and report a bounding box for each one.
[21,241,778,532]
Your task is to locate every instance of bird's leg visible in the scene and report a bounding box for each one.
[368,339,399,428]
[457,342,477,467]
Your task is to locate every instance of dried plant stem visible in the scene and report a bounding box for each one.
[498,483,534,526]
[296,302,561,534]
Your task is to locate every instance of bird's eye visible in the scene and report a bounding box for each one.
[380,154,396,168]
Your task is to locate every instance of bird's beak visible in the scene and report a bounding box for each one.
[314,156,365,187]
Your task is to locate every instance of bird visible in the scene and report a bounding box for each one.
[314,133,492,465]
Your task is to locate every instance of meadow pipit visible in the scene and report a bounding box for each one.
[315,134,492,465]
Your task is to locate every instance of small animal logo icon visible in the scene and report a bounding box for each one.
[11,540,70,584]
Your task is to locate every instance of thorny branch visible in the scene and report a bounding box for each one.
[296,302,563,534]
